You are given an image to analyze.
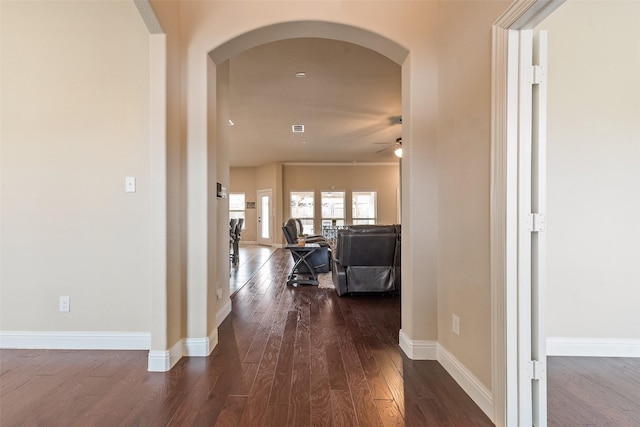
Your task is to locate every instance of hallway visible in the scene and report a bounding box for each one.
[0,249,493,426]
[2,248,638,425]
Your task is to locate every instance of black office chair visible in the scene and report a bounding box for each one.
[234,218,244,261]
[230,219,239,265]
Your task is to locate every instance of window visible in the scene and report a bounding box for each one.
[352,191,377,225]
[290,191,315,235]
[229,193,245,228]
[321,191,345,227]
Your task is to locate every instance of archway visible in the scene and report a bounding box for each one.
[149,6,440,420]
[209,21,408,65]
[204,22,412,350]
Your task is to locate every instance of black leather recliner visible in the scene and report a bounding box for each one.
[282,219,332,274]
[331,224,401,296]
[287,218,327,244]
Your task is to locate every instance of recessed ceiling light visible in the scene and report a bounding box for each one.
[295,72,306,78]
[228,119,234,126]
[300,141,307,144]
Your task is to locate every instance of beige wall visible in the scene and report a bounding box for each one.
[541,1,640,340]
[1,1,152,332]
[149,0,185,353]
[437,1,509,388]
[283,163,400,232]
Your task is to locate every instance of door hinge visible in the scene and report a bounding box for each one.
[530,65,546,84]
[526,213,546,232]
[527,360,545,380]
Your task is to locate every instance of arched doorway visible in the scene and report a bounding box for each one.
[204,21,412,350]
[151,6,440,421]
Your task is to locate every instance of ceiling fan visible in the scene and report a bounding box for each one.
[374,137,403,157]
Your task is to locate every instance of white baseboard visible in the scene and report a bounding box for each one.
[398,330,492,421]
[437,344,493,420]
[148,339,183,372]
[0,331,150,350]
[184,337,210,357]
[149,330,221,372]
[547,337,640,357]
[217,298,232,327]
[184,329,219,357]
[0,329,225,373]
[398,329,437,360]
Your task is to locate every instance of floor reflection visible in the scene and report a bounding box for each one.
[229,244,277,295]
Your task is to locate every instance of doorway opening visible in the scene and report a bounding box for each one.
[208,22,410,331]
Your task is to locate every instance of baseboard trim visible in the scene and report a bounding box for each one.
[148,339,183,372]
[0,331,151,350]
[547,337,640,357]
[398,331,493,421]
[184,337,210,357]
[184,329,219,357]
[398,329,437,360]
[437,344,493,420]
[217,298,232,327]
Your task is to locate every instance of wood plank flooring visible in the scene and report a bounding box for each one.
[2,248,638,426]
[229,244,277,295]
[547,356,640,427]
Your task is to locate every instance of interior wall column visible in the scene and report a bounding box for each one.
[211,58,232,332]
[185,39,211,356]
[148,32,169,368]
[398,50,439,359]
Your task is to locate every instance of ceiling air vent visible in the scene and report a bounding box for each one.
[292,124,305,133]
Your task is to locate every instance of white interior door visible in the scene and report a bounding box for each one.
[257,189,272,246]
[517,29,548,427]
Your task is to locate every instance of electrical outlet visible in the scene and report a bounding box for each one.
[59,296,70,312]
[452,314,460,336]
[125,176,136,193]
[216,287,222,300]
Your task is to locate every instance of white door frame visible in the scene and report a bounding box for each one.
[491,1,564,425]
[257,189,273,246]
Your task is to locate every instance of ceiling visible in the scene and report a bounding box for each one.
[228,38,402,167]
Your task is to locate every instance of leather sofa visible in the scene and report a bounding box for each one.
[331,224,401,296]
[282,218,332,273]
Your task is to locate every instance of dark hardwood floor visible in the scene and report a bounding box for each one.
[547,356,640,427]
[229,244,276,295]
[2,248,638,426]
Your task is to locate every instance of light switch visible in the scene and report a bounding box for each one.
[125,176,136,193]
